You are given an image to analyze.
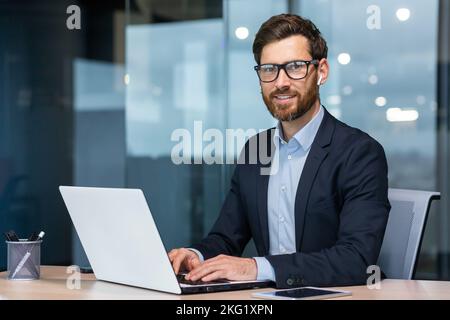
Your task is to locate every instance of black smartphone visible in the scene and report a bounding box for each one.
[253,287,352,300]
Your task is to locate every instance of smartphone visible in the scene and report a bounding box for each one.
[252,287,352,300]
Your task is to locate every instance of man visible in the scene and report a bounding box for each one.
[169,14,390,288]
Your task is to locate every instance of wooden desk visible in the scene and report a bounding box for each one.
[1,266,449,300]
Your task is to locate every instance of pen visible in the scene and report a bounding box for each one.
[10,231,45,279]
[11,252,31,278]
[35,231,45,241]
[27,232,38,241]
[5,230,20,242]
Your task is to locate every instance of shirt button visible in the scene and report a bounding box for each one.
[279,216,285,222]
[287,154,292,160]
[280,246,286,253]
[281,185,286,192]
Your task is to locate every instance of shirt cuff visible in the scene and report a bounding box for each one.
[253,257,276,281]
[187,248,204,262]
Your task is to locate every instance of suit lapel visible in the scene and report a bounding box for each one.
[294,109,335,250]
[256,169,270,255]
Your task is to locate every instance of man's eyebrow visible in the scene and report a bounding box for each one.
[260,58,313,65]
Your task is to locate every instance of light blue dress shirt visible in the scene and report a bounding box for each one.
[191,106,324,282]
[253,106,324,281]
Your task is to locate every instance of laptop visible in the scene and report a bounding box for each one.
[59,186,272,294]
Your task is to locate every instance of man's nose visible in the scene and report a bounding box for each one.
[275,69,291,90]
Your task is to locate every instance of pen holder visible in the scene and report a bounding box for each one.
[6,239,42,280]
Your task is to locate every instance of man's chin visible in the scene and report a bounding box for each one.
[272,105,295,117]
[273,111,302,122]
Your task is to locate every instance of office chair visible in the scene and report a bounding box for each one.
[377,188,440,280]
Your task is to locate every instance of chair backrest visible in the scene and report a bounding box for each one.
[377,188,440,279]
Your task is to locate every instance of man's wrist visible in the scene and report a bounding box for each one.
[253,257,276,281]
[187,248,204,262]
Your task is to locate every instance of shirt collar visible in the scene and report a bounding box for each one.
[273,105,325,151]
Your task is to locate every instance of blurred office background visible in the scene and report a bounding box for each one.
[0,0,449,280]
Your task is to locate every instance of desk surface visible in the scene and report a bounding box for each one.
[1,266,449,300]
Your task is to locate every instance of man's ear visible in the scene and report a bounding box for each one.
[317,58,330,85]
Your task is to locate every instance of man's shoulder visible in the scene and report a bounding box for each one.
[330,115,385,154]
[242,111,385,153]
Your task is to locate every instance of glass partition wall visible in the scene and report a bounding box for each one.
[123,0,446,278]
[1,0,444,278]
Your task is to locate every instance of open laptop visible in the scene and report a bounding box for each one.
[59,186,272,294]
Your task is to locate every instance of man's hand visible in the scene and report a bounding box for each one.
[168,248,201,274]
[185,254,257,282]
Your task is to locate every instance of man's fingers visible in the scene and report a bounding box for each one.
[168,249,177,262]
[201,270,225,282]
[205,254,227,263]
[188,259,222,275]
[183,255,256,282]
[186,256,201,271]
[172,253,186,274]
[171,249,200,273]
[187,262,224,281]
[192,255,226,271]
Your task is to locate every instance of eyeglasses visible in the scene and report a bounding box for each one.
[254,59,319,83]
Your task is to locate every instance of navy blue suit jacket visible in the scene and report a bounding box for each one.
[192,108,390,288]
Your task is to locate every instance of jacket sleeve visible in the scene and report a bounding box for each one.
[266,137,391,288]
[190,162,252,259]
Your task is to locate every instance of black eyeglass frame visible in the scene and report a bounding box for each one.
[254,59,319,83]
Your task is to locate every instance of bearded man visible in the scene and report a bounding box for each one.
[169,14,390,288]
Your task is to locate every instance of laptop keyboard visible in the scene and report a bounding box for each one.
[176,274,229,285]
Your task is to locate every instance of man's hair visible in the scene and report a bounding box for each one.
[252,14,328,65]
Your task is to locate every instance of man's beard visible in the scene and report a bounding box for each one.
[262,82,318,122]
